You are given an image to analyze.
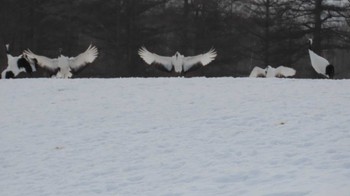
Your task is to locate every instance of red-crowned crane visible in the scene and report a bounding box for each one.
[1,44,36,79]
[308,39,334,79]
[249,65,296,78]
[138,47,217,73]
[23,45,98,78]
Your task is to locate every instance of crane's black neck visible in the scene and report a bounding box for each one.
[58,48,63,56]
[308,39,313,50]
[6,45,10,54]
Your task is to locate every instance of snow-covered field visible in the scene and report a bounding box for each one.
[1,78,350,196]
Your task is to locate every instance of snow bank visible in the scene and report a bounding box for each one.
[1,78,350,196]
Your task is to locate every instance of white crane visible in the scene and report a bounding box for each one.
[138,47,217,73]
[249,65,296,78]
[1,44,36,79]
[23,44,98,78]
[308,39,334,78]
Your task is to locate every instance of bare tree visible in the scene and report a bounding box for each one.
[242,0,298,66]
[292,0,350,53]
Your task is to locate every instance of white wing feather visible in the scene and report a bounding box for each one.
[23,49,59,71]
[183,48,217,72]
[68,44,98,71]
[308,49,329,75]
[249,66,266,77]
[274,66,296,77]
[138,47,173,71]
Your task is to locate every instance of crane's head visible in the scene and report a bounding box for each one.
[265,65,277,78]
[265,65,272,72]
[58,48,63,56]
[175,51,181,58]
[307,38,313,49]
[5,44,10,53]
[308,38,313,45]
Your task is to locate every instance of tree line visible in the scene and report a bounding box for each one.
[1,0,350,78]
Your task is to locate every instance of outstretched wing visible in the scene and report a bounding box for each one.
[23,49,59,72]
[249,66,266,77]
[138,47,173,72]
[183,48,217,72]
[275,66,296,77]
[68,45,98,72]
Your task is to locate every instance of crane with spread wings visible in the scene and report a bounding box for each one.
[138,47,217,73]
[23,45,98,78]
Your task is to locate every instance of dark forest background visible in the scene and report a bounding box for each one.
[1,0,350,78]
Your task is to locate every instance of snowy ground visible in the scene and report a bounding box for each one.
[1,78,350,196]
